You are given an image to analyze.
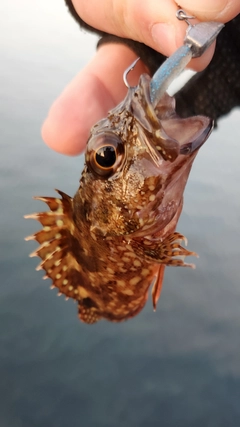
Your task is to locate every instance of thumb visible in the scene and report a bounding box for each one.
[70,0,240,70]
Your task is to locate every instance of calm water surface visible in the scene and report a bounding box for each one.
[1,1,240,426]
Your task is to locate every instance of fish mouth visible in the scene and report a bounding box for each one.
[179,118,214,155]
[131,116,213,237]
[149,115,214,164]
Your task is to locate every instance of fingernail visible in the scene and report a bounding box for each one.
[151,22,176,55]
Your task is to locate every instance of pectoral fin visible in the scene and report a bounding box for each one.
[152,264,166,311]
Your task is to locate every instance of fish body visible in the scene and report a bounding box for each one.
[26,74,213,323]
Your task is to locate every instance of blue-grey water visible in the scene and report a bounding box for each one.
[1,1,240,426]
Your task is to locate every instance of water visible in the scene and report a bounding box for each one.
[1,1,240,426]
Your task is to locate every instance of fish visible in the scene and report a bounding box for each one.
[25,73,213,323]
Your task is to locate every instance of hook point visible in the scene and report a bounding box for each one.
[123,57,140,88]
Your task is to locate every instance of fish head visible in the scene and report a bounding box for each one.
[77,74,213,237]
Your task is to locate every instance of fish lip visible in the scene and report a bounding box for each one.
[145,117,214,164]
[180,119,214,155]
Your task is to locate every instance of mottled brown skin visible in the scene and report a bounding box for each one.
[26,74,213,324]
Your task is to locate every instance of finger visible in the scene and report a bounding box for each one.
[42,44,148,155]
[71,0,236,70]
[178,0,240,21]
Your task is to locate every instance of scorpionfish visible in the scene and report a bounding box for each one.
[26,74,213,323]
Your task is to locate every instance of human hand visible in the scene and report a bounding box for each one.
[42,0,240,155]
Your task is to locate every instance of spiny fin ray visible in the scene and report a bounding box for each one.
[25,190,85,301]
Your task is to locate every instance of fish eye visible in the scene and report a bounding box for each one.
[95,145,116,168]
[86,132,125,177]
